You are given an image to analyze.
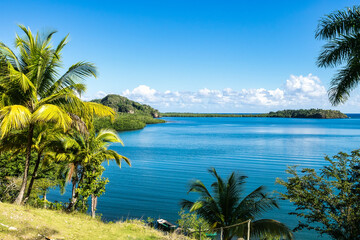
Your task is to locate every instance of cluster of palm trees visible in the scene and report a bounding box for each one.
[0,25,130,216]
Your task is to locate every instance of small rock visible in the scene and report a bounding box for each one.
[8,227,17,231]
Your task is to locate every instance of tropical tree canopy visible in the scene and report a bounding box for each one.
[181,168,293,240]
[277,150,360,240]
[54,128,130,214]
[316,6,360,105]
[0,25,115,204]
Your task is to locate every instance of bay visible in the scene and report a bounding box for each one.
[48,116,360,239]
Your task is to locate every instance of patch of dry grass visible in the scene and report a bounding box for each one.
[0,202,190,240]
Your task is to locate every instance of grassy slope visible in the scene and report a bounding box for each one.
[0,203,188,240]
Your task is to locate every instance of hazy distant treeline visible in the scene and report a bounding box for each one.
[162,109,348,119]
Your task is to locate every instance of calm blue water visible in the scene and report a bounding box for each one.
[48,116,360,239]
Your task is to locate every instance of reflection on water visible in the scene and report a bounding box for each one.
[48,117,360,240]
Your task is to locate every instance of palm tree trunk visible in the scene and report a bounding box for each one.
[24,151,42,201]
[14,124,34,205]
[70,166,78,204]
[67,166,84,211]
[43,192,47,208]
[91,194,97,218]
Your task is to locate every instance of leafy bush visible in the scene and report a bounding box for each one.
[177,209,211,239]
[277,150,360,239]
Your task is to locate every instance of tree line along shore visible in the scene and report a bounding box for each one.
[161,109,348,119]
[93,95,348,132]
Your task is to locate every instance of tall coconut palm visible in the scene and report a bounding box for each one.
[0,25,114,204]
[181,168,293,240]
[316,6,360,105]
[58,129,130,216]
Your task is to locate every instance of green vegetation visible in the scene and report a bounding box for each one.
[0,26,173,239]
[0,202,190,240]
[162,113,258,117]
[316,6,360,105]
[265,109,347,118]
[56,129,130,217]
[181,168,293,240]
[1,6,360,239]
[0,25,115,205]
[277,150,360,240]
[91,94,165,131]
[93,113,165,132]
[162,108,348,119]
[177,209,212,239]
[0,25,131,219]
[92,94,161,117]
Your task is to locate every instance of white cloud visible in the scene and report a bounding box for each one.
[118,74,334,112]
[96,91,107,99]
[123,85,158,102]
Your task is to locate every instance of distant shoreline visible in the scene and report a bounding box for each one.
[161,109,348,119]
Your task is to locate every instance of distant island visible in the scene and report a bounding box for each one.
[91,96,348,133]
[91,94,165,132]
[162,109,348,119]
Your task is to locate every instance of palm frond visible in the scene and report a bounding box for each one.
[236,186,279,220]
[0,105,31,137]
[84,102,115,119]
[32,104,72,130]
[0,42,23,71]
[188,180,212,197]
[96,129,122,143]
[317,34,360,68]
[8,62,35,92]
[48,62,97,95]
[328,57,360,105]
[54,34,69,58]
[250,219,293,240]
[180,199,195,209]
[315,6,360,40]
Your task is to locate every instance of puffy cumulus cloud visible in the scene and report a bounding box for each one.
[122,85,158,102]
[285,74,326,97]
[119,74,337,112]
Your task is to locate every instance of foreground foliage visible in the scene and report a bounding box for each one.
[181,168,293,240]
[0,202,190,240]
[0,25,114,204]
[316,6,360,105]
[277,150,360,239]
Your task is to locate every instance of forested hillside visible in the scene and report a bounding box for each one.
[91,94,165,132]
[92,94,160,118]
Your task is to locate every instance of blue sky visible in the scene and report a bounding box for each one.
[1,0,360,112]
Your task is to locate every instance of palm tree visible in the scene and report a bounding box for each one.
[0,126,64,202]
[58,129,130,217]
[316,6,360,105]
[0,25,114,204]
[181,168,293,240]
